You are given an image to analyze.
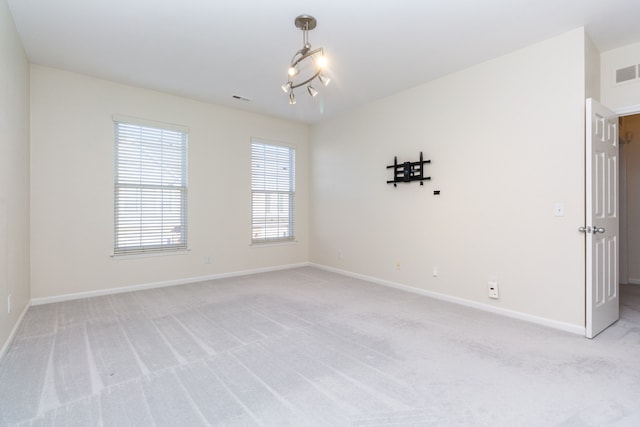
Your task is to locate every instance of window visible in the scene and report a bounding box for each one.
[251,140,295,243]
[114,117,188,255]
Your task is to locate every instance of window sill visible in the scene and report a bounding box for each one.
[111,248,191,260]
[250,240,298,248]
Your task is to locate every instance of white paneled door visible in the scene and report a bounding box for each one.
[585,98,619,339]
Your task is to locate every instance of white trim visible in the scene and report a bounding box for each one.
[111,248,191,260]
[0,300,31,362]
[614,104,640,116]
[31,262,310,306]
[112,114,189,133]
[250,136,297,149]
[628,279,640,286]
[26,261,585,335]
[250,240,298,248]
[311,263,585,336]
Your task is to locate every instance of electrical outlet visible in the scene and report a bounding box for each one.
[432,267,438,277]
[7,294,11,314]
[488,280,499,299]
[396,261,401,270]
[204,256,211,264]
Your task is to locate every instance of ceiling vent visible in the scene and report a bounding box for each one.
[615,64,638,84]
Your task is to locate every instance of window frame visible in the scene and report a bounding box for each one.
[113,115,189,256]
[250,139,296,244]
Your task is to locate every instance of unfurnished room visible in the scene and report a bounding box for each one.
[2,0,640,425]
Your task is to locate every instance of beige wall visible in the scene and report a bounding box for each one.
[601,41,640,110]
[0,0,30,353]
[585,34,601,101]
[310,28,588,329]
[30,66,309,299]
[16,24,632,333]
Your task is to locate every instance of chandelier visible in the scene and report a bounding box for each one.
[281,15,330,104]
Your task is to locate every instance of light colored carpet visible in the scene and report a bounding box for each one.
[1,267,640,426]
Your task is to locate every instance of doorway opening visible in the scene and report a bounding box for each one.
[619,113,640,287]
[618,113,640,329]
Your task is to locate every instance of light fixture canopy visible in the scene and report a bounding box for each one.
[283,15,330,103]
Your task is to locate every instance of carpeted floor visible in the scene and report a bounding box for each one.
[1,267,639,426]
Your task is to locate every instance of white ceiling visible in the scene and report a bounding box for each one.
[8,0,640,124]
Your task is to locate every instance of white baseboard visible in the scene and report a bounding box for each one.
[31,262,311,306]
[28,261,585,336]
[311,263,585,336]
[0,300,31,362]
[628,279,640,286]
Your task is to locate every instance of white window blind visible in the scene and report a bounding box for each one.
[114,119,188,255]
[251,140,295,243]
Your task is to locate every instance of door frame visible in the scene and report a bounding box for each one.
[614,103,640,288]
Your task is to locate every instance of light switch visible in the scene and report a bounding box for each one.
[554,203,565,217]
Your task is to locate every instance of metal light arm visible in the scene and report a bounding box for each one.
[288,47,325,89]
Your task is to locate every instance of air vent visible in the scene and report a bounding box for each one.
[615,65,638,84]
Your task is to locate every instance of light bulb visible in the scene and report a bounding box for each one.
[316,55,328,69]
[281,82,291,93]
[288,66,298,77]
[307,85,318,97]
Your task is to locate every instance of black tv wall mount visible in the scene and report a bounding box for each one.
[386,152,431,187]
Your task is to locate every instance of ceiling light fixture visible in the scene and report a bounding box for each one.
[282,15,330,104]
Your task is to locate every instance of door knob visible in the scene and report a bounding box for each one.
[579,226,605,234]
